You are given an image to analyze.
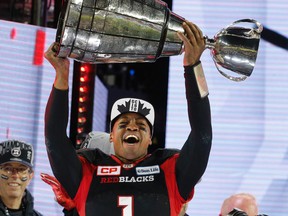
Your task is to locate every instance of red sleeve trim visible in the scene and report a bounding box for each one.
[73,156,96,216]
[161,153,194,216]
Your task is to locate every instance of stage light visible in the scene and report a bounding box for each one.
[79,86,88,93]
[79,96,87,103]
[80,76,88,82]
[78,117,87,124]
[78,106,87,113]
[74,63,96,146]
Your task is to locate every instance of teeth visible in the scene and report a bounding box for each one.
[9,183,20,186]
[124,135,139,143]
[126,135,138,139]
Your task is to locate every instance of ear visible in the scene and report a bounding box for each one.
[109,133,113,142]
[27,171,34,185]
[30,171,34,179]
[149,137,152,145]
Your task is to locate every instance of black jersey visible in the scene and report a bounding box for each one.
[74,148,190,216]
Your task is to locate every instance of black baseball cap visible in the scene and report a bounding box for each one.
[0,140,34,168]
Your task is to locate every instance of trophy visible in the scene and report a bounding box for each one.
[55,0,263,81]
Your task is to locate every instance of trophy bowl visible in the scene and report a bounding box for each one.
[55,0,263,81]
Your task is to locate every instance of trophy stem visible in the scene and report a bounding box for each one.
[204,37,216,49]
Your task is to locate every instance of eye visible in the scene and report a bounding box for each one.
[138,123,148,131]
[0,166,29,174]
[138,124,145,128]
[3,167,12,173]
[118,121,128,128]
[17,167,28,173]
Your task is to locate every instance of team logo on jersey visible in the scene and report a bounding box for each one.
[97,166,121,176]
[136,165,160,175]
[122,164,134,169]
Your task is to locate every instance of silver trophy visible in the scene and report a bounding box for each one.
[55,0,263,81]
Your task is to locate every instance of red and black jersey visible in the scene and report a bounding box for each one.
[74,149,192,216]
[45,64,212,216]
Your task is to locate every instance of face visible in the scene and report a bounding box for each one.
[0,162,33,203]
[110,112,152,163]
[220,195,258,216]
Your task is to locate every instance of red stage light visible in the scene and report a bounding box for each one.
[78,117,87,124]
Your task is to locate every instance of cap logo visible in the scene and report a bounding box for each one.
[11,147,21,157]
[0,140,34,167]
[118,99,150,117]
[27,151,32,161]
[110,98,155,133]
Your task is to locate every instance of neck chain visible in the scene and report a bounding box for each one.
[4,204,24,216]
[4,206,10,216]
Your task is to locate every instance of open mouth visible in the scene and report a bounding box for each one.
[123,135,139,144]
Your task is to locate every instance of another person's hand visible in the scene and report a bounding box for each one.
[40,173,76,210]
[44,42,70,90]
[177,21,205,66]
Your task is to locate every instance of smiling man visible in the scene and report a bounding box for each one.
[0,140,42,216]
[44,20,212,216]
[109,98,154,163]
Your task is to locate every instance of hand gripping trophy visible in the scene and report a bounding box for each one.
[55,0,263,81]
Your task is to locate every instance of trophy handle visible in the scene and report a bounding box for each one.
[205,18,263,82]
[229,18,263,35]
[215,66,247,81]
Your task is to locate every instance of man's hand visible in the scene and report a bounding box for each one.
[177,21,206,66]
[44,42,70,90]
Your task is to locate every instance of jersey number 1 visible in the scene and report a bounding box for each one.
[118,196,133,216]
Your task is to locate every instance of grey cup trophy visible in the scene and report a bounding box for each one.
[55,0,263,81]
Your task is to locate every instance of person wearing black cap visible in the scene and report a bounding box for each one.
[44,20,212,215]
[0,140,43,216]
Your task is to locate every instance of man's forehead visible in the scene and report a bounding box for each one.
[118,113,148,121]
[1,162,29,168]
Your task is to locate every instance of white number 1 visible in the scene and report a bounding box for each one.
[118,196,133,216]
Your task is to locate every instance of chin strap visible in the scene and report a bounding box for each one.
[40,173,76,210]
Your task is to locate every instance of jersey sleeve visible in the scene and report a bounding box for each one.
[175,63,213,200]
[45,86,83,198]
